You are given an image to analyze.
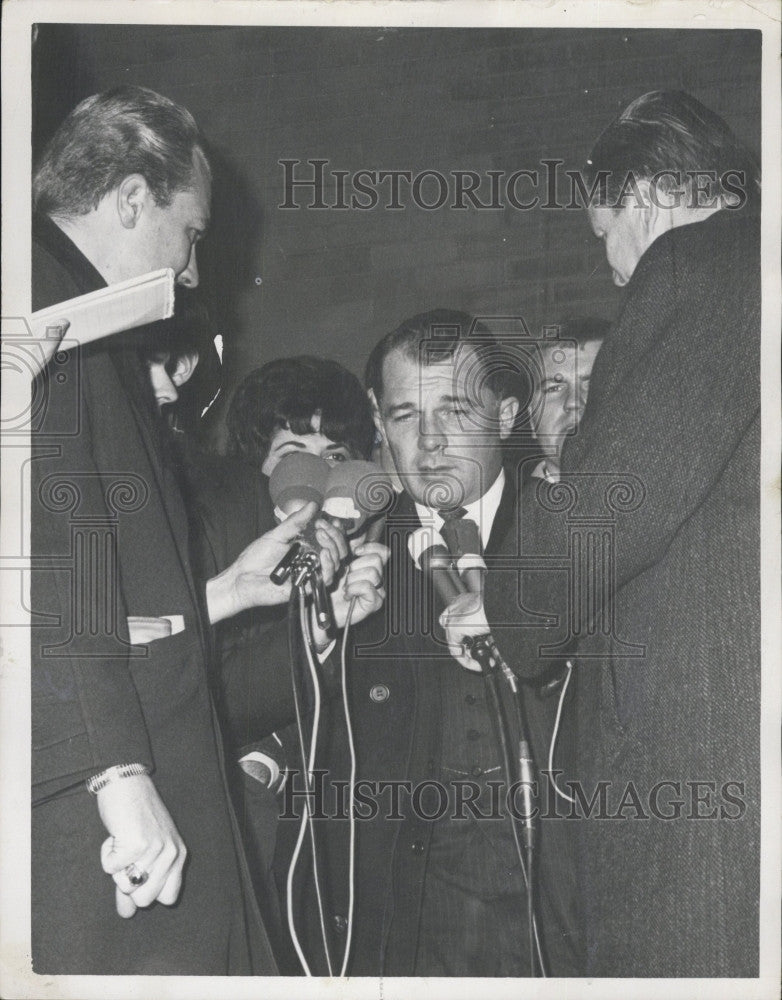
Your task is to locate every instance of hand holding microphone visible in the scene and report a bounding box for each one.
[407,525,502,675]
[439,592,492,673]
[268,454,395,638]
[205,501,343,623]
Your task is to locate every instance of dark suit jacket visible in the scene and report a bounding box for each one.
[30,216,277,975]
[486,209,760,976]
[311,476,582,976]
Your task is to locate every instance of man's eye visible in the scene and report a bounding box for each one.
[393,413,415,423]
[325,453,347,463]
[543,384,563,394]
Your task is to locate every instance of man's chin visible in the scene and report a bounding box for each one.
[405,470,465,508]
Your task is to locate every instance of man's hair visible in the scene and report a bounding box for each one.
[33,85,210,218]
[226,356,375,463]
[584,90,760,210]
[365,308,512,404]
[134,297,212,374]
[539,317,610,352]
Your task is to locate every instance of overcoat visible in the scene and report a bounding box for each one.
[485,209,761,976]
[30,216,277,975]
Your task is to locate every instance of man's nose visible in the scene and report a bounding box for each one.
[158,378,179,407]
[562,383,581,413]
[177,245,199,289]
[418,415,446,452]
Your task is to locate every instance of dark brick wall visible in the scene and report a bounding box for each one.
[33,25,761,425]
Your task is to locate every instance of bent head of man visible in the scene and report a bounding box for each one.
[584,90,760,287]
[366,309,519,509]
[33,85,211,287]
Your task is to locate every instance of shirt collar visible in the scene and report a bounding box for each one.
[415,468,505,548]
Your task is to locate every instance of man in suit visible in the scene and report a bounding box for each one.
[29,85,353,975]
[452,92,761,976]
[310,309,582,976]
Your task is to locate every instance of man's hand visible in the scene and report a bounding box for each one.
[205,502,349,623]
[96,774,186,918]
[439,591,490,673]
[310,542,390,652]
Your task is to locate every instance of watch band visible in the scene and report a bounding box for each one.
[85,762,150,795]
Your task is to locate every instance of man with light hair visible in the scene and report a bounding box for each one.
[29,86,356,975]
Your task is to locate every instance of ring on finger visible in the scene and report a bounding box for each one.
[124,863,150,888]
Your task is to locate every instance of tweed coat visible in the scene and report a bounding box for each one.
[485,209,760,977]
[30,215,277,975]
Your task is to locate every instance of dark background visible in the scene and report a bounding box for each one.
[32,25,761,443]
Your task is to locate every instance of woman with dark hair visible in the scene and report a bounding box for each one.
[226,355,375,472]
[188,355,383,970]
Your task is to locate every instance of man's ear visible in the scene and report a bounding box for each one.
[171,352,199,388]
[367,388,387,444]
[636,178,667,242]
[498,395,519,439]
[116,174,151,230]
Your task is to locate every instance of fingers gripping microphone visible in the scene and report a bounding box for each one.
[269,455,396,626]
[269,454,332,624]
[407,527,466,606]
[409,527,512,681]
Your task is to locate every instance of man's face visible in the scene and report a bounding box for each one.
[375,346,517,508]
[261,412,353,477]
[530,340,602,460]
[147,352,199,410]
[129,156,211,287]
[588,204,652,287]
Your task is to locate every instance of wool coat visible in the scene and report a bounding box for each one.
[30,215,278,975]
[485,209,761,977]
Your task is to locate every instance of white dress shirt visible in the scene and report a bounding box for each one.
[414,468,505,549]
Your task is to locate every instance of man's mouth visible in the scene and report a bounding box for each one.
[417,465,454,475]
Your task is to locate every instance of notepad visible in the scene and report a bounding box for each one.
[31,268,176,347]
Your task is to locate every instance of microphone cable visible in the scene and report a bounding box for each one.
[338,596,359,977]
[482,664,547,977]
[284,585,334,976]
[299,590,335,976]
[547,659,576,805]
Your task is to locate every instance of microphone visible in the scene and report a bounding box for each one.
[321,459,394,539]
[269,454,394,540]
[269,452,332,524]
[440,517,485,595]
[268,454,333,623]
[407,527,466,606]
[409,527,512,681]
[269,454,395,626]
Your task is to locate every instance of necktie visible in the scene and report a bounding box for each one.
[438,506,480,558]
